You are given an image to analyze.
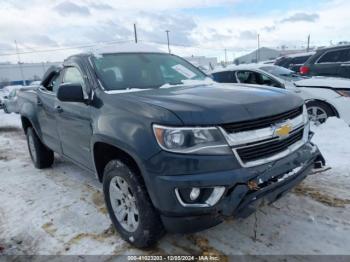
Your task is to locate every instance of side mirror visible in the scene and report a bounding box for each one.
[3,96,8,99]
[57,83,85,103]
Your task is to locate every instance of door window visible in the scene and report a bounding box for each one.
[342,48,350,63]
[318,49,345,63]
[63,67,88,97]
[63,67,85,87]
[236,71,253,83]
[9,90,17,98]
[236,70,282,88]
[291,56,310,65]
[43,73,60,93]
[212,71,237,83]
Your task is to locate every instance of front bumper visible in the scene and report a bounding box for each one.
[331,96,350,125]
[144,142,323,233]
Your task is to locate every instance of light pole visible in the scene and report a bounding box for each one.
[165,30,170,53]
[15,40,26,86]
[134,23,138,43]
[257,34,260,63]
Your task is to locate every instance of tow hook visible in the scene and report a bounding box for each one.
[247,180,260,191]
[312,154,331,174]
[314,160,324,169]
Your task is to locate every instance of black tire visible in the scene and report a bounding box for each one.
[26,127,54,169]
[103,159,164,248]
[3,105,9,114]
[306,101,335,125]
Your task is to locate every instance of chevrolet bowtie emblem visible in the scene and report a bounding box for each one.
[275,123,292,138]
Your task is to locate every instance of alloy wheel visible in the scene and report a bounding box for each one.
[109,176,139,232]
[28,133,37,163]
[307,106,328,126]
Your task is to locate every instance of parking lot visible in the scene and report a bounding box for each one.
[1,110,350,256]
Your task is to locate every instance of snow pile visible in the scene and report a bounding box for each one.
[311,117,350,172]
[0,112,21,128]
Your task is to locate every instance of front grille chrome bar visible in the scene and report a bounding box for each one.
[220,107,309,168]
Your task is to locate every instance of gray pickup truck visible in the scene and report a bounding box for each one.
[17,45,325,248]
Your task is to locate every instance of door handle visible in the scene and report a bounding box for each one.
[37,99,43,106]
[341,63,350,67]
[55,106,63,113]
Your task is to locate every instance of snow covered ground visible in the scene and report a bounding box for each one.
[0,111,350,256]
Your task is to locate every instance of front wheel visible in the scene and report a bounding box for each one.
[3,105,9,114]
[103,159,164,248]
[26,127,54,169]
[306,101,335,126]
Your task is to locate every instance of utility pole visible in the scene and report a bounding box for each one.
[165,30,171,53]
[133,23,138,43]
[15,40,26,86]
[224,49,227,65]
[257,34,260,63]
[307,34,310,52]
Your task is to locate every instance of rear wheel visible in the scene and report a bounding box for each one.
[306,101,335,126]
[26,127,54,169]
[103,159,164,248]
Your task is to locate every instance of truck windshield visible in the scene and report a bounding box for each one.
[91,53,207,91]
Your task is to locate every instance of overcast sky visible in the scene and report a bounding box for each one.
[0,0,349,63]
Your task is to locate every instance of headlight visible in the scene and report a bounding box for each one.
[336,89,350,97]
[153,124,231,154]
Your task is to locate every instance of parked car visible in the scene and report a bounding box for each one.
[300,45,350,78]
[275,52,315,72]
[3,85,38,114]
[2,89,19,113]
[0,85,23,99]
[17,44,324,248]
[212,64,350,125]
[0,97,4,110]
[1,85,23,113]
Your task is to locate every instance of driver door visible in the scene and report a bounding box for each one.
[37,73,62,154]
[55,66,93,170]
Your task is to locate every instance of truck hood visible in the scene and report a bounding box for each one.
[294,76,350,89]
[118,83,303,125]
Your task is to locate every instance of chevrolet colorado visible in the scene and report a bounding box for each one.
[17,44,325,248]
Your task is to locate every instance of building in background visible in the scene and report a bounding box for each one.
[0,62,61,88]
[233,47,318,65]
[234,47,281,64]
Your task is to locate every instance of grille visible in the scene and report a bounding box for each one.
[221,106,303,133]
[236,128,304,163]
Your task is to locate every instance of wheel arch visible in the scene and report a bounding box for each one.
[305,99,339,117]
[91,136,146,184]
[21,116,33,134]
